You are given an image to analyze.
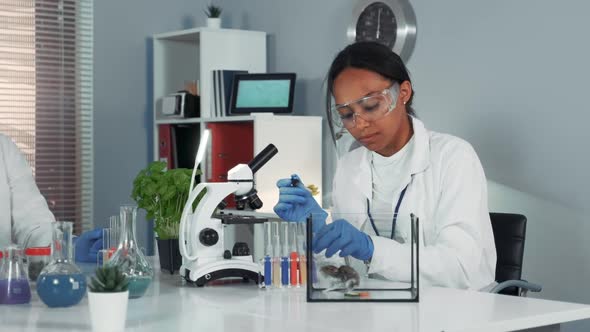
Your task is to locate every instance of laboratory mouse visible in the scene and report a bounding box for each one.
[320,264,360,293]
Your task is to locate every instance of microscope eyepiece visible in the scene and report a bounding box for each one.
[248,144,278,174]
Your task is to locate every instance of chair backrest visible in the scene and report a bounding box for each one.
[489,212,527,296]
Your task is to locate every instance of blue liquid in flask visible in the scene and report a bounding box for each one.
[37,273,87,307]
[127,276,151,299]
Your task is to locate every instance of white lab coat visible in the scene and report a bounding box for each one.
[0,134,54,248]
[331,117,497,290]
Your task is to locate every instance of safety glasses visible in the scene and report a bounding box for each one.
[331,83,399,130]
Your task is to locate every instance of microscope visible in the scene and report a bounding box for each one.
[179,144,278,286]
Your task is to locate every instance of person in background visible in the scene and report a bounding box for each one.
[274,41,496,290]
[0,133,102,262]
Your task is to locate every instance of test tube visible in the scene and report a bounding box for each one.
[272,222,281,288]
[109,215,120,252]
[281,222,290,287]
[297,222,307,286]
[98,228,111,266]
[289,222,299,287]
[263,221,272,288]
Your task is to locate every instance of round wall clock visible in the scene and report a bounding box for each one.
[347,0,417,62]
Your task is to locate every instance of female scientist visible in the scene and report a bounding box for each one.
[274,41,496,290]
[0,133,102,262]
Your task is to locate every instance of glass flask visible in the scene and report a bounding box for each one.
[25,247,51,283]
[0,245,31,304]
[107,205,153,299]
[37,221,87,307]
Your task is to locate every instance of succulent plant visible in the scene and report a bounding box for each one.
[89,266,129,293]
[204,4,222,18]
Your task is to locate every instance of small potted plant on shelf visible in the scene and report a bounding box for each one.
[88,266,129,332]
[131,161,206,274]
[204,3,222,28]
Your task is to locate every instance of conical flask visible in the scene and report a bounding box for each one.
[0,245,31,304]
[37,221,87,307]
[107,204,153,298]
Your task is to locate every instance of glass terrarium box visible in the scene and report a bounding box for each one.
[305,213,419,302]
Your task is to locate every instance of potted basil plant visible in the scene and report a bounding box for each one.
[88,266,129,332]
[131,161,206,274]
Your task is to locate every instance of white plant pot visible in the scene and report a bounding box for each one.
[207,17,221,29]
[88,290,129,332]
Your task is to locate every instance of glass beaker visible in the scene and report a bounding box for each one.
[25,247,51,283]
[37,221,87,307]
[0,245,31,304]
[107,205,153,299]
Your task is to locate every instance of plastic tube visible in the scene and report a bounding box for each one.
[281,222,290,286]
[272,222,281,288]
[297,222,307,286]
[289,222,299,286]
[263,222,272,287]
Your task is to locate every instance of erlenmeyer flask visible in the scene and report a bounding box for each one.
[107,205,153,299]
[0,245,31,304]
[37,221,87,307]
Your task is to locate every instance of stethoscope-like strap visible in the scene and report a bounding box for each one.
[367,183,409,239]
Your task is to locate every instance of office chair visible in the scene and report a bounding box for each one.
[488,212,542,296]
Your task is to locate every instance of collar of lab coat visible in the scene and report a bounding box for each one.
[351,116,431,201]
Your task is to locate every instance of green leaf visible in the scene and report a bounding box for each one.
[96,267,106,281]
[106,279,115,290]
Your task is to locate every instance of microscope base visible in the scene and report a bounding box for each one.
[182,258,261,287]
[184,268,259,287]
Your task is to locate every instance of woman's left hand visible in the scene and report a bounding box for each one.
[313,219,374,261]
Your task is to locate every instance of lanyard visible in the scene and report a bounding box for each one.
[367,183,409,239]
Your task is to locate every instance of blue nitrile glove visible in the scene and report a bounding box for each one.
[273,174,327,233]
[313,219,374,261]
[74,228,104,263]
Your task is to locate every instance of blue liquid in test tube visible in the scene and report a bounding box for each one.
[264,222,273,287]
[281,222,289,286]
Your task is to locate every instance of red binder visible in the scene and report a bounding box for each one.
[207,122,254,207]
[158,124,175,169]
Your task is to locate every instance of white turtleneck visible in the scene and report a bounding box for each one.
[369,135,415,239]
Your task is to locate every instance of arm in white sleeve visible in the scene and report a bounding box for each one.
[368,143,490,289]
[3,137,54,247]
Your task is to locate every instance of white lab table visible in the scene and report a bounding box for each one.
[2,264,590,332]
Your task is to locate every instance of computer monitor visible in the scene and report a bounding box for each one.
[229,73,296,115]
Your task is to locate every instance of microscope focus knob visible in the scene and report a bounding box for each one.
[199,228,219,246]
[223,250,232,259]
[232,242,250,256]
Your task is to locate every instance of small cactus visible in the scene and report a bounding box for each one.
[89,266,129,293]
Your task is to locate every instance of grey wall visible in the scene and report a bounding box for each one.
[94,0,204,252]
[94,1,590,330]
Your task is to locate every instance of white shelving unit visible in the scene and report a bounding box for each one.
[151,28,323,259]
[153,27,267,120]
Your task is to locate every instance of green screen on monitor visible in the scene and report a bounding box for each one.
[236,80,291,108]
[230,73,296,114]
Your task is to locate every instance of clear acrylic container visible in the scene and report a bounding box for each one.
[25,247,51,283]
[306,213,420,302]
[37,221,87,307]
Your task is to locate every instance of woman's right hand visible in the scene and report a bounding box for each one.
[273,174,327,231]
